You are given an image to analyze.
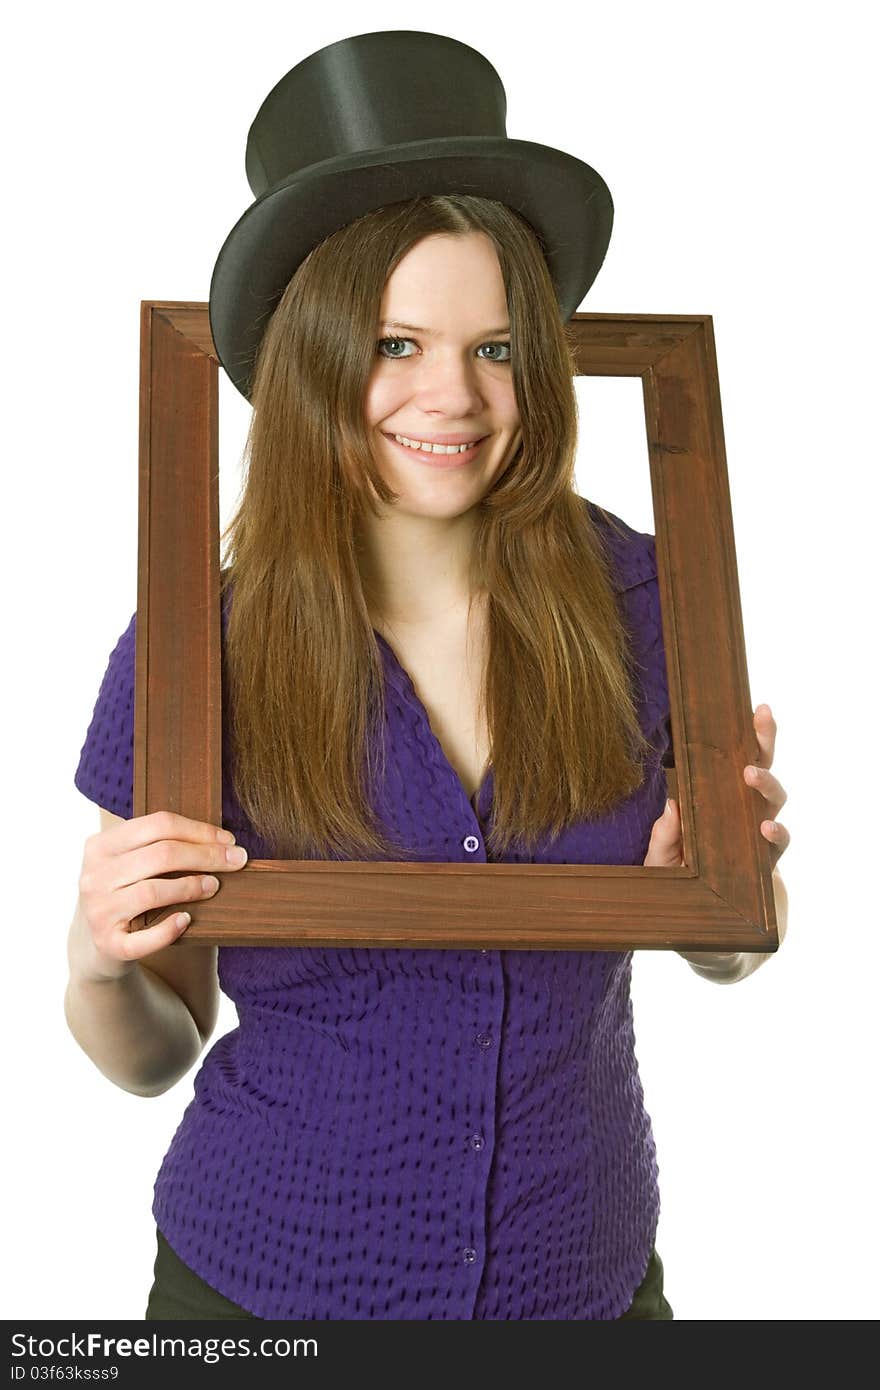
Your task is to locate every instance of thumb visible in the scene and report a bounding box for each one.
[643,797,684,868]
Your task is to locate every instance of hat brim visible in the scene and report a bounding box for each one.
[209,135,613,401]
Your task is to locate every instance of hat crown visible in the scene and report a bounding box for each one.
[245,29,508,197]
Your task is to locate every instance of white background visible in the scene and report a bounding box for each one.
[4,0,876,1322]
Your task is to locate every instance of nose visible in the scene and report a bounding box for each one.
[410,350,487,418]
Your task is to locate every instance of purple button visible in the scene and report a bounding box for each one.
[463,1247,477,1264]
[470,1133,485,1151]
[463,834,480,853]
[475,1033,492,1048]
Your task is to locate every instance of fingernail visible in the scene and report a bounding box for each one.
[217,828,236,844]
[665,798,673,815]
[226,845,248,864]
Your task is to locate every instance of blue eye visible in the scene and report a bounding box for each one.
[477,341,512,362]
[376,338,512,361]
[377,337,416,358]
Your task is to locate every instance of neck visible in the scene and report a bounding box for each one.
[358,509,482,627]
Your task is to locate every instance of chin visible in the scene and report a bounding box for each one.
[396,492,482,517]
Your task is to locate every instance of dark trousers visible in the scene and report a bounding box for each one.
[145,1226,674,1320]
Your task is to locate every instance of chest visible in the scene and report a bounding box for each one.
[375,611,491,805]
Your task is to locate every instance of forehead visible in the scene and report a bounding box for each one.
[380,233,508,324]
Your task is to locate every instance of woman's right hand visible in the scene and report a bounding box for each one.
[74,810,248,982]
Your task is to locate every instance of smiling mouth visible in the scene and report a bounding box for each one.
[383,432,488,466]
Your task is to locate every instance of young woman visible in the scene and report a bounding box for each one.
[65,34,789,1321]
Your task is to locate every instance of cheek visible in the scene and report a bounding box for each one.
[490,381,519,430]
[363,371,402,427]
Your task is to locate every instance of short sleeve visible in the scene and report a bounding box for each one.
[583,500,672,763]
[73,611,136,819]
[620,556,672,766]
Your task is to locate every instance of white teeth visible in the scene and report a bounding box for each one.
[393,434,480,454]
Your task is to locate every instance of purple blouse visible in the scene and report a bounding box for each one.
[74,499,672,1320]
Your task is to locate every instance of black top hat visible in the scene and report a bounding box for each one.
[209,29,614,401]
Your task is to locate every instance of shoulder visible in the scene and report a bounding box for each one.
[581,500,670,751]
[74,610,137,819]
[582,497,657,593]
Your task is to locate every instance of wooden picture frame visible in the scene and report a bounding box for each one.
[132,301,777,954]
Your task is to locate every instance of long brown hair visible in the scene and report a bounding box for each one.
[219,194,651,860]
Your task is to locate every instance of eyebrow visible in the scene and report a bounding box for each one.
[381,321,511,337]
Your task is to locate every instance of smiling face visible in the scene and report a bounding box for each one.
[363,231,523,520]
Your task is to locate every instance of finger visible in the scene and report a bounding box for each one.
[760,817,790,870]
[743,764,788,819]
[643,798,684,868]
[116,909,196,962]
[108,869,221,936]
[92,809,236,857]
[104,835,248,895]
[752,703,777,769]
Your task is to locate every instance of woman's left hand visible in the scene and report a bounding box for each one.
[643,703,789,959]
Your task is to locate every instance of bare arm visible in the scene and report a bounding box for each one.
[63,807,240,1097]
[64,899,204,1098]
[675,868,788,984]
[676,946,767,985]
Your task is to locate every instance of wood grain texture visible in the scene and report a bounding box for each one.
[132,302,777,953]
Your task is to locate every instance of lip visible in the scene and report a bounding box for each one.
[383,432,488,468]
